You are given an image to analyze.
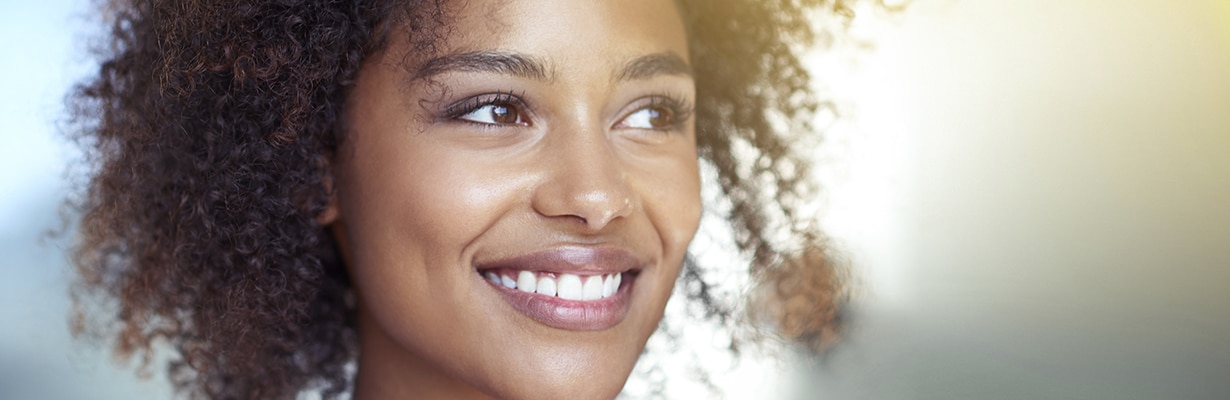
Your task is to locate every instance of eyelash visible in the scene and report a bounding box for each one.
[630,93,694,131]
[440,90,694,131]
[442,90,528,122]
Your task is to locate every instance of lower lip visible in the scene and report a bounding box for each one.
[485,274,635,331]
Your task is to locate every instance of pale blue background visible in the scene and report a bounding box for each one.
[0,1,172,398]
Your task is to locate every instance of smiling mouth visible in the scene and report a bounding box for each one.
[474,246,644,331]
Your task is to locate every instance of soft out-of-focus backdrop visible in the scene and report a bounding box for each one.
[804,0,1230,399]
[1,1,1227,399]
[1,1,174,398]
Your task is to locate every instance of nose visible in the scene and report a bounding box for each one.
[531,125,635,231]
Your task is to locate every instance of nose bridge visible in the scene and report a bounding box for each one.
[533,119,634,230]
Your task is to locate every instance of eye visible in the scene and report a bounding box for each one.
[457,102,528,126]
[618,105,677,130]
[614,96,692,131]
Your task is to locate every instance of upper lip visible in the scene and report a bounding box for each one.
[474,246,644,275]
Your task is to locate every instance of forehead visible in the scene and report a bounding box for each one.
[419,0,690,67]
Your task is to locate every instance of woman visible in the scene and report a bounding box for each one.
[68,0,853,398]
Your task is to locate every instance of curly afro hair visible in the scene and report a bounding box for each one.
[67,0,862,398]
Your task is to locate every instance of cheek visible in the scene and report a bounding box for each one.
[636,152,704,255]
[395,152,530,244]
[669,164,704,246]
[338,137,529,260]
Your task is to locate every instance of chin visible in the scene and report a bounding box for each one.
[487,352,637,400]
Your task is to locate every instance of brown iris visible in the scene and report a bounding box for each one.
[645,105,675,129]
[490,104,519,124]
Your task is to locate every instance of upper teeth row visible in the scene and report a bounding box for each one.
[485,270,622,301]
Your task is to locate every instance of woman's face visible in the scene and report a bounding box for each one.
[326,0,700,398]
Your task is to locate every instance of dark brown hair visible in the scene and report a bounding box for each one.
[68,0,860,398]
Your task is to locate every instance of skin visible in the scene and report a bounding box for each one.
[322,0,701,398]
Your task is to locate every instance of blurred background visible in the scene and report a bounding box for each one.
[2,0,1227,399]
[800,0,1230,399]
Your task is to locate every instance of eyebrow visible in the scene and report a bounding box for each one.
[615,52,694,82]
[411,50,693,83]
[413,51,552,82]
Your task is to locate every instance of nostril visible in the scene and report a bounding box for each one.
[572,189,633,229]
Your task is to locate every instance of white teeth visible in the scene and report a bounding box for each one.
[582,275,603,300]
[536,276,557,296]
[602,274,615,297]
[557,274,583,300]
[488,270,624,301]
[516,270,537,293]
